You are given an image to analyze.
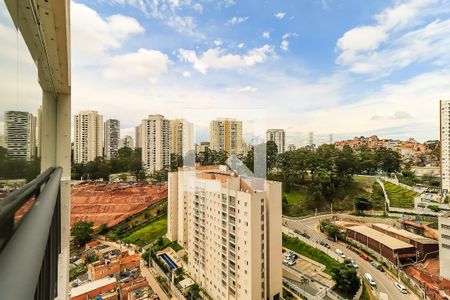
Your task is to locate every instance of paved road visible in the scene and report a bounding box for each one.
[283,216,419,300]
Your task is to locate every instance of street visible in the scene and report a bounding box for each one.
[283,216,419,300]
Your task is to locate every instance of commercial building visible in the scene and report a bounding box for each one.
[4,111,36,160]
[170,119,194,157]
[372,223,439,260]
[439,212,450,280]
[119,135,134,150]
[70,277,117,300]
[73,111,103,163]
[266,129,285,154]
[167,165,282,300]
[135,124,142,149]
[346,225,416,264]
[141,115,170,173]
[104,119,120,159]
[441,100,450,191]
[210,118,243,156]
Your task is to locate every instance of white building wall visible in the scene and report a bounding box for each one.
[4,111,36,160]
[141,115,170,173]
[73,111,103,164]
[441,100,450,192]
[439,213,450,280]
[266,129,286,154]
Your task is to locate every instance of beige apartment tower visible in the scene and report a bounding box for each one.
[73,111,103,164]
[170,119,194,157]
[266,129,286,154]
[167,165,282,300]
[441,100,450,192]
[141,115,170,173]
[135,124,143,148]
[210,119,243,156]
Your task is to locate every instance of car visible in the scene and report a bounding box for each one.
[347,260,358,269]
[364,273,377,287]
[359,253,369,261]
[335,249,346,259]
[294,229,301,235]
[394,282,407,294]
[327,236,335,242]
[286,260,296,266]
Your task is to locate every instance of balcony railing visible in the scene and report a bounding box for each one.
[0,167,62,299]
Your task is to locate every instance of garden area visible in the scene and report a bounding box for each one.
[122,215,168,246]
[383,182,417,209]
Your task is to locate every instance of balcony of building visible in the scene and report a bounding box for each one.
[0,0,71,299]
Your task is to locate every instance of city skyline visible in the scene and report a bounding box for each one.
[2,1,450,144]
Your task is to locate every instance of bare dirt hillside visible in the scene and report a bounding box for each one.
[71,182,167,227]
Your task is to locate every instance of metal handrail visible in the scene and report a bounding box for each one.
[0,167,62,300]
[0,167,55,250]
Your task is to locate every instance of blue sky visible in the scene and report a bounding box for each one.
[68,0,450,144]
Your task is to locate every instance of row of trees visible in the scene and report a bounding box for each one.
[71,147,144,181]
[0,146,40,182]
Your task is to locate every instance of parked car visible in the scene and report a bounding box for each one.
[359,253,369,261]
[294,229,301,235]
[364,273,377,287]
[335,248,346,259]
[346,259,358,269]
[394,282,407,294]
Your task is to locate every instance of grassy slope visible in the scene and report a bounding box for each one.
[285,191,307,205]
[123,216,167,246]
[282,234,341,275]
[383,182,417,209]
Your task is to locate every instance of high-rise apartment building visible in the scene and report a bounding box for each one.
[4,111,36,160]
[119,135,134,149]
[141,115,170,173]
[441,100,450,192]
[135,124,142,148]
[167,165,282,300]
[439,212,450,280]
[266,129,285,154]
[104,119,120,159]
[210,119,243,156]
[0,134,5,148]
[170,119,194,157]
[73,111,103,164]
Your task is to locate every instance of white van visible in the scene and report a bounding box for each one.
[364,273,377,287]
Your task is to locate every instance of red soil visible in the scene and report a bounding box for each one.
[70,182,167,227]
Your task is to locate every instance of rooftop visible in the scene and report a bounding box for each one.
[348,225,415,250]
[372,223,438,245]
[70,276,116,297]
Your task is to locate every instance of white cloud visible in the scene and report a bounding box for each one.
[103,48,170,84]
[214,39,223,46]
[237,43,245,48]
[72,2,170,84]
[105,0,204,38]
[182,71,192,77]
[262,32,270,39]
[226,85,258,93]
[274,12,286,19]
[72,2,144,63]
[226,16,249,25]
[336,0,450,76]
[282,32,298,40]
[178,45,275,74]
[280,40,289,51]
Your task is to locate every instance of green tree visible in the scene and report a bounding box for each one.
[71,221,94,245]
[188,283,200,299]
[266,140,278,171]
[331,265,360,296]
[354,196,372,212]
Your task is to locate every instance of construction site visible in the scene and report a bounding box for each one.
[71,182,167,227]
